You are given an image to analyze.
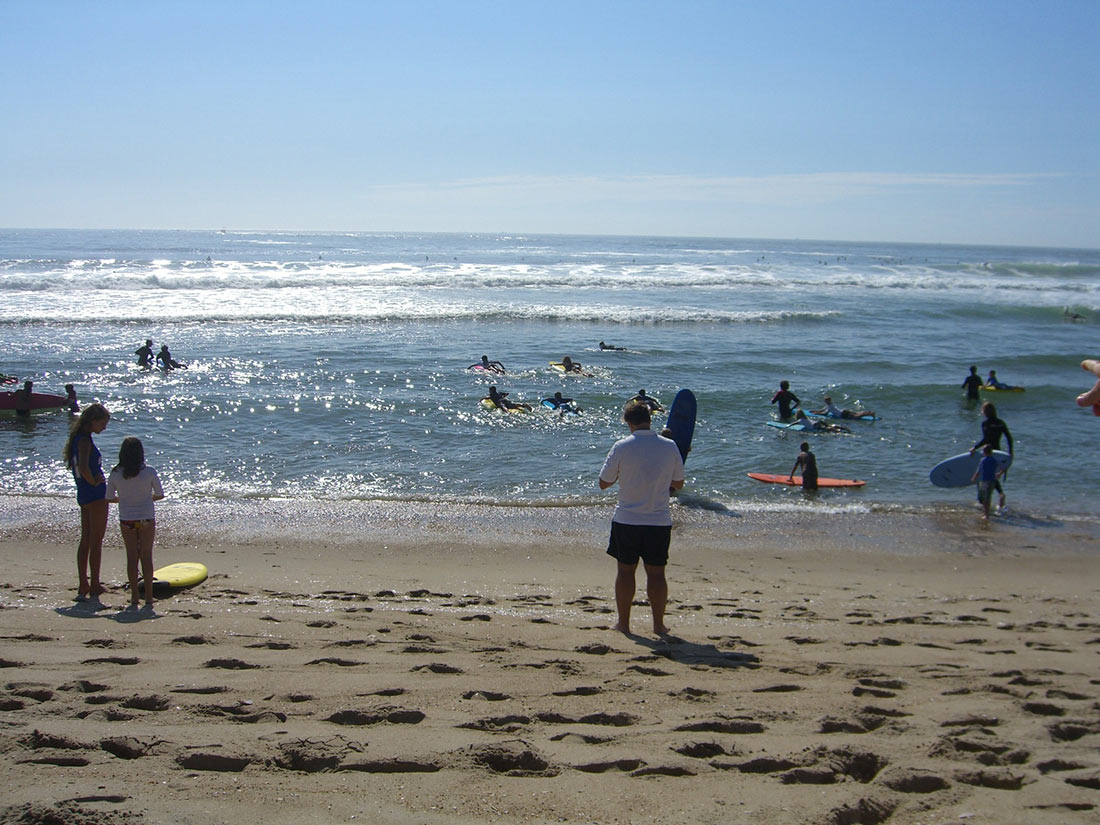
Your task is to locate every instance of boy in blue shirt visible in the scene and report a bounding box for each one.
[970,445,1005,520]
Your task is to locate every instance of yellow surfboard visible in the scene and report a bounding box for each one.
[150,562,208,594]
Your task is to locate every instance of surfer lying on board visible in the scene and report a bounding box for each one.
[631,389,663,412]
[156,345,186,371]
[599,341,626,351]
[543,391,578,414]
[486,385,531,412]
[811,396,877,420]
[984,370,1019,390]
[1077,359,1100,416]
[794,410,850,433]
[560,356,586,374]
[790,442,818,490]
[0,372,17,385]
[469,355,505,374]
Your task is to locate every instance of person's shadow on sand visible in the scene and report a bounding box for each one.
[624,633,760,669]
[54,598,111,619]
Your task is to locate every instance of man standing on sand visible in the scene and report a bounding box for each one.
[599,400,685,636]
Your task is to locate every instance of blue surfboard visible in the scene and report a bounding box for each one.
[665,389,696,463]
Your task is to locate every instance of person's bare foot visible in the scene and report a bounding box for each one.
[654,625,670,635]
[610,622,630,634]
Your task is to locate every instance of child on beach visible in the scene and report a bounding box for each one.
[64,403,111,600]
[970,444,1004,520]
[105,437,164,609]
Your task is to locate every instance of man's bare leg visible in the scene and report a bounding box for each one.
[645,563,669,634]
[612,561,637,633]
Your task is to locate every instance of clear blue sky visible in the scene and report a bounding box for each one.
[2,0,1097,247]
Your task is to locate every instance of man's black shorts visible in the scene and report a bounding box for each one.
[606,522,671,567]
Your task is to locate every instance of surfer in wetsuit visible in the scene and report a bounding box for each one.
[961,365,982,400]
[543,391,576,413]
[969,401,1012,509]
[985,370,1017,390]
[486,385,531,412]
[560,356,584,374]
[790,442,818,490]
[156,345,185,371]
[469,355,505,374]
[135,340,154,369]
[599,341,626,351]
[631,389,663,412]
[771,380,800,419]
[811,396,876,420]
[13,380,33,416]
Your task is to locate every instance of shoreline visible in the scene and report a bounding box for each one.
[1,509,1099,824]
[3,493,1100,556]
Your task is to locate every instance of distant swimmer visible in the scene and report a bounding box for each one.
[961,365,982,400]
[156,344,186,371]
[770,380,800,419]
[984,370,1019,390]
[1064,307,1087,323]
[486,385,531,412]
[469,355,505,374]
[14,380,33,416]
[135,340,154,369]
[630,389,663,412]
[811,396,877,420]
[1077,358,1100,416]
[795,410,850,433]
[599,341,626,351]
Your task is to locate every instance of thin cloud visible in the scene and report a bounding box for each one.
[367,171,1052,207]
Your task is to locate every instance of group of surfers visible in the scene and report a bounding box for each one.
[469,344,640,415]
[134,340,186,372]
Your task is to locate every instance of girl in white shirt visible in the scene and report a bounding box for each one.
[105,437,165,610]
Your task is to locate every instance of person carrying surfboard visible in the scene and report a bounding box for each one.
[789,442,819,490]
[599,400,684,636]
[969,402,1013,509]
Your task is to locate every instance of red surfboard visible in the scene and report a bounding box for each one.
[0,391,67,411]
[747,472,866,488]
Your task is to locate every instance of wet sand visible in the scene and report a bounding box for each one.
[1,497,1099,824]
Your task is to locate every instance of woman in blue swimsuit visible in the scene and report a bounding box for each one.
[63,404,111,600]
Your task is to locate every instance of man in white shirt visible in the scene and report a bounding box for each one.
[599,401,685,635]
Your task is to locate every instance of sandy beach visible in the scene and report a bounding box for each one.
[1,499,1099,824]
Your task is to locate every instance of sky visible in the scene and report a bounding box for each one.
[1,0,1097,247]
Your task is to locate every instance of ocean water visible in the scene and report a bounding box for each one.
[1,229,1097,521]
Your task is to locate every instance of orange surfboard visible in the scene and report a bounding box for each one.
[747,472,866,488]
